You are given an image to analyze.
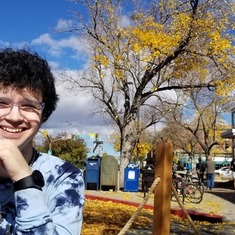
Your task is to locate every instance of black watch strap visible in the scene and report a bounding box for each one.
[13,170,45,192]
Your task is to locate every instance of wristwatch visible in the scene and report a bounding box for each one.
[13,170,45,192]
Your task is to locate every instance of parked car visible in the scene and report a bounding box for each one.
[215,167,233,180]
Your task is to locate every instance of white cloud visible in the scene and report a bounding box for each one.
[119,15,131,27]
[31,34,63,56]
[55,19,74,31]
[42,81,113,137]
[0,40,10,48]
[31,33,89,58]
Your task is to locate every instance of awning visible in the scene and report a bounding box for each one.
[221,129,235,139]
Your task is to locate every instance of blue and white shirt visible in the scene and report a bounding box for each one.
[0,152,85,235]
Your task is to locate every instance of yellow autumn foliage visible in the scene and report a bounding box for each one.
[82,199,153,235]
[81,198,235,234]
[133,141,152,158]
[90,2,235,95]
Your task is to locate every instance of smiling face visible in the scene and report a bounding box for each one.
[0,87,43,153]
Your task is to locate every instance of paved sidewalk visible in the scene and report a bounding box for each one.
[85,181,235,234]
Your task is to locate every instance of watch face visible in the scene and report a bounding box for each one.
[33,170,45,187]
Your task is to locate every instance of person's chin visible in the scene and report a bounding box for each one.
[18,139,33,152]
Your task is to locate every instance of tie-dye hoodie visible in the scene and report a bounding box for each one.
[0,152,85,235]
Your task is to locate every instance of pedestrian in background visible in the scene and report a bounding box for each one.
[230,156,235,189]
[186,158,192,173]
[206,155,216,191]
[196,157,205,183]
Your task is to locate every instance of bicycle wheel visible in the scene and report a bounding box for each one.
[183,183,203,204]
[191,177,205,195]
[196,182,205,195]
[172,176,182,200]
[171,180,178,201]
[171,182,183,202]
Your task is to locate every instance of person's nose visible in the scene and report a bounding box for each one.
[4,105,24,122]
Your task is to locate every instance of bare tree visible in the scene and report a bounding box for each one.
[163,87,233,159]
[158,122,201,158]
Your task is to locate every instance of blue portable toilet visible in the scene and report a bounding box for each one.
[124,162,139,192]
[85,157,101,190]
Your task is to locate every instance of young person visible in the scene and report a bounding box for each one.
[186,158,192,173]
[0,48,85,234]
[196,157,205,183]
[206,155,215,191]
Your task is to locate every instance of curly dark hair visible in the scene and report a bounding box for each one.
[0,48,59,122]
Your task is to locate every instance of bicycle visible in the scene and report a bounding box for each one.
[184,171,205,195]
[172,171,203,204]
[190,175,205,195]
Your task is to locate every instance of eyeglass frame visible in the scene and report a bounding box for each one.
[0,97,45,116]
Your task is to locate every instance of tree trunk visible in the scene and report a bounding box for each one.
[119,120,138,188]
[119,157,129,189]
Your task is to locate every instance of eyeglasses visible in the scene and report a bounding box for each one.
[0,97,45,116]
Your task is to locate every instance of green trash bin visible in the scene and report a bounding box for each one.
[100,155,118,191]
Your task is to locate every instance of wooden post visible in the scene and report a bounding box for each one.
[152,141,173,235]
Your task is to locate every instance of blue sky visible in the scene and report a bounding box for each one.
[0,0,76,47]
[0,0,118,157]
[0,1,67,40]
[0,0,85,69]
